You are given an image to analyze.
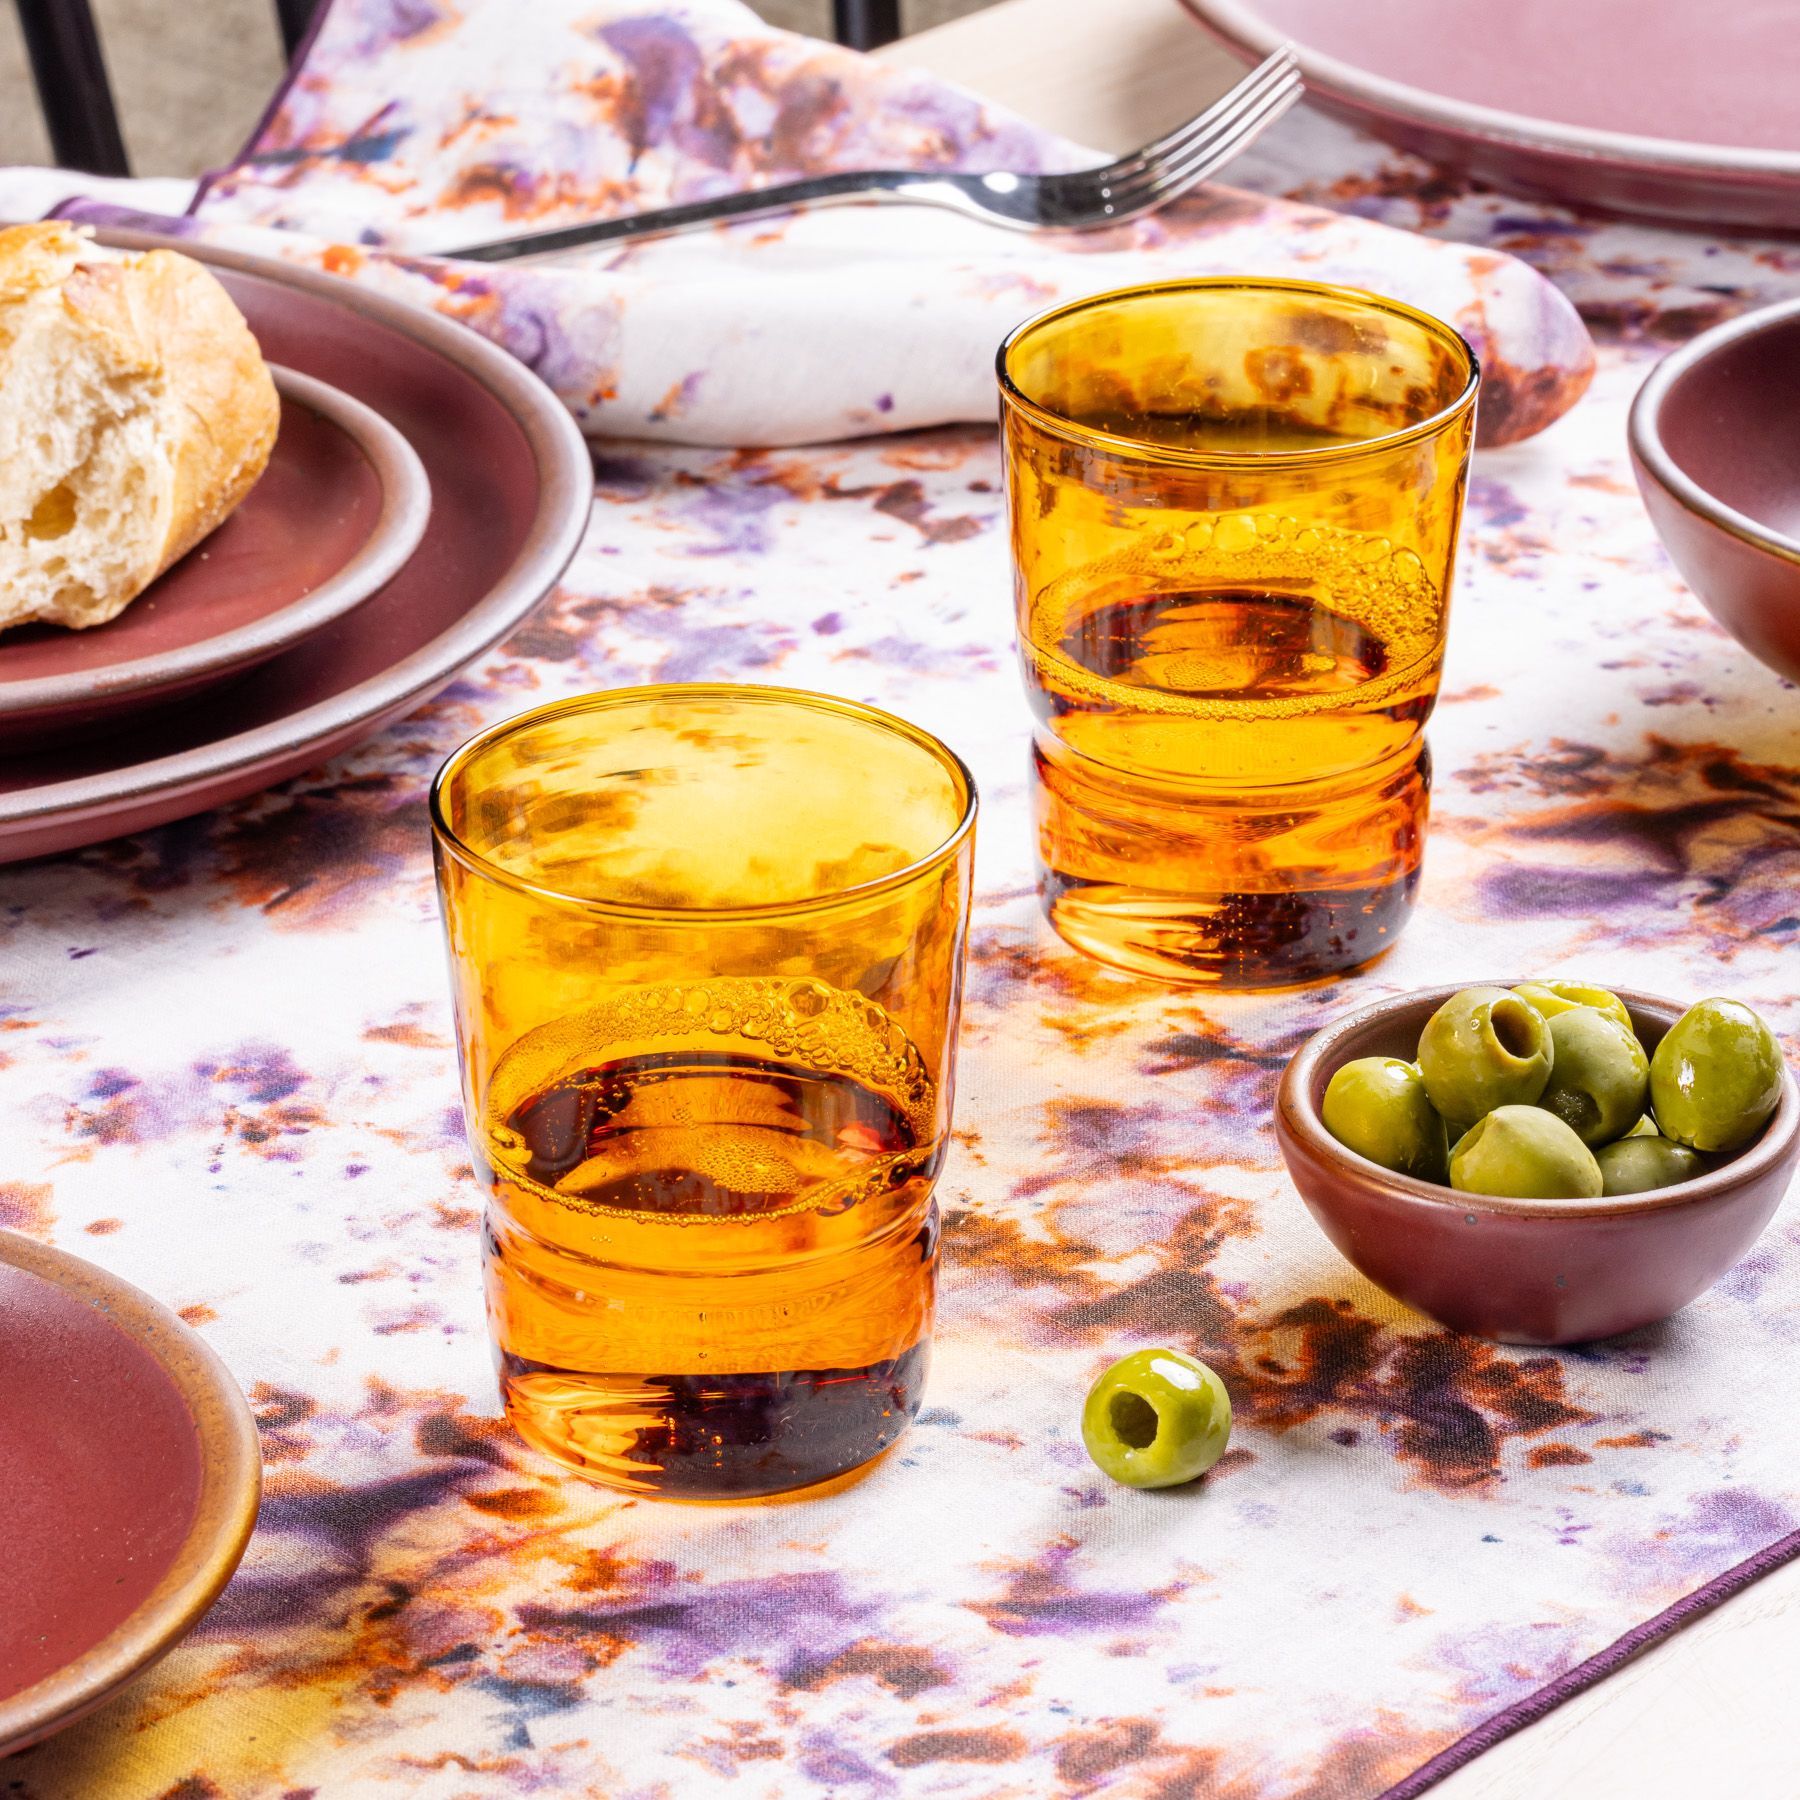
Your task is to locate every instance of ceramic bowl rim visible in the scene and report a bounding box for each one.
[1628,296,1800,574]
[1185,0,1800,179]
[0,363,432,718]
[0,1228,262,1757]
[1278,982,1800,1222]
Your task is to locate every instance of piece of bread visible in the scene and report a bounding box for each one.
[0,222,280,634]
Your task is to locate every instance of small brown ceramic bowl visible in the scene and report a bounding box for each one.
[0,1229,261,1756]
[1276,985,1800,1346]
[1629,298,1800,687]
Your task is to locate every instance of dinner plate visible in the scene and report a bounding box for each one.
[1184,0,1800,230]
[0,365,431,747]
[0,1229,261,1757]
[0,230,592,863]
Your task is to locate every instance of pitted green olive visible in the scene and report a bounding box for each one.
[1537,1008,1649,1147]
[1418,987,1554,1127]
[1449,1106,1604,1200]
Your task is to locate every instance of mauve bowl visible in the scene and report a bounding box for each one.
[1275,984,1800,1346]
[1629,298,1800,687]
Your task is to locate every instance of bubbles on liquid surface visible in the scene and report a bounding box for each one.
[1027,515,1443,722]
[483,976,937,1222]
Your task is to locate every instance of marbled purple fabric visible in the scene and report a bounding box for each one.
[2,23,1799,1800]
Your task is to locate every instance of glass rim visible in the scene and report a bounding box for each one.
[429,682,979,923]
[995,276,1481,470]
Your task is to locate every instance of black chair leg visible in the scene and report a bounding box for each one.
[14,0,130,176]
[273,0,321,60]
[833,0,902,51]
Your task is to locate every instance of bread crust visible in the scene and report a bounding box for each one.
[0,222,280,629]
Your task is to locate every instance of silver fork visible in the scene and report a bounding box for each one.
[442,46,1301,263]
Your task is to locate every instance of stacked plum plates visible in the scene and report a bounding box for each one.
[0,230,592,862]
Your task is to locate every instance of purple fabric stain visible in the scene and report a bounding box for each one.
[649,370,706,423]
[1430,1618,1583,1708]
[1467,475,1530,531]
[205,1044,311,1106]
[1713,1245,1782,1304]
[598,18,706,164]
[1644,1488,1797,1582]
[1477,864,1680,916]
[974,1540,1172,1639]
[686,481,788,558]
[654,620,791,683]
[361,0,452,52]
[519,1569,880,1679]
[798,1736,897,1793]
[216,1467,486,1627]
[843,633,988,675]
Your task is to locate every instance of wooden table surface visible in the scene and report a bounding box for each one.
[878,3,1798,1795]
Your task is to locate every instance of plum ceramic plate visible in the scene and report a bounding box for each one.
[0,1229,261,1756]
[1184,0,1800,230]
[0,230,591,863]
[0,364,431,747]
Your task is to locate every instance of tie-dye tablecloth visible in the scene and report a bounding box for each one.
[7,14,1800,1800]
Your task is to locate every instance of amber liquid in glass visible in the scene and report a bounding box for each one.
[480,977,940,1498]
[1023,517,1441,986]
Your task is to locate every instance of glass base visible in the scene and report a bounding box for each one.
[1033,736,1429,988]
[1040,871,1415,987]
[497,1342,929,1499]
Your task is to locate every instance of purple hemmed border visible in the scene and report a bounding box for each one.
[1379,1524,1800,1798]
[186,0,341,215]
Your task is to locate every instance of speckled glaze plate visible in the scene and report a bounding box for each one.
[0,1229,261,1757]
[0,228,592,864]
[0,365,431,748]
[1184,0,1800,229]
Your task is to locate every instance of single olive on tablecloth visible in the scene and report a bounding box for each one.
[430,685,976,1499]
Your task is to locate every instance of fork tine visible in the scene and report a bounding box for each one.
[1108,64,1301,197]
[1102,72,1302,214]
[1086,45,1298,187]
[1143,72,1302,190]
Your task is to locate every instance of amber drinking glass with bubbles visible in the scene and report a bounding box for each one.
[999,278,1479,988]
[431,685,976,1499]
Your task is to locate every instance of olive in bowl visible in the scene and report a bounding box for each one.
[1275,985,1799,1345]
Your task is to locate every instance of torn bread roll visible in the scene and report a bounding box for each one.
[0,222,280,633]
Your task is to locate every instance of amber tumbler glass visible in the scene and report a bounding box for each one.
[999,279,1479,987]
[431,686,977,1499]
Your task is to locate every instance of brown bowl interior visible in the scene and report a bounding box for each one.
[1630,305,1800,687]
[1656,315,1800,544]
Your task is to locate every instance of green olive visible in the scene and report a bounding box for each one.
[1649,998,1785,1154]
[1081,1347,1232,1489]
[1449,1106,1604,1200]
[1418,987,1554,1127]
[1322,1057,1448,1181]
[1536,1008,1649,1147]
[1596,1135,1706,1196]
[1623,1114,1661,1139]
[1513,982,1635,1036]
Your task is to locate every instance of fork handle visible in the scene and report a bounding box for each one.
[441,169,966,263]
